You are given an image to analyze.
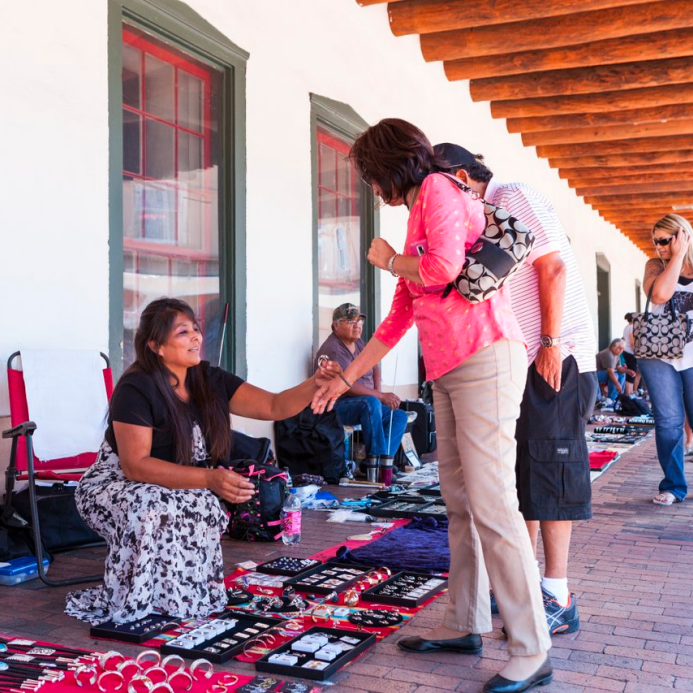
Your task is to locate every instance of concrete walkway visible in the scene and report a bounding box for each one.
[0,435,691,691]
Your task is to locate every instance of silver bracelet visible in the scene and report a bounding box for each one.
[387,253,400,278]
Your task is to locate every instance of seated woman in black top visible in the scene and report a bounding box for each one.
[66,297,339,624]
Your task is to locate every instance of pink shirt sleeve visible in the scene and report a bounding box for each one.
[373,277,414,348]
[418,175,476,287]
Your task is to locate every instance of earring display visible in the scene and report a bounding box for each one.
[89,615,182,644]
[161,613,281,664]
[347,609,403,628]
[284,563,367,595]
[226,587,254,606]
[256,626,376,681]
[361,571,448,608]
[256,557,322,577]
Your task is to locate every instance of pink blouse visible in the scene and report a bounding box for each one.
[374,173,525,381]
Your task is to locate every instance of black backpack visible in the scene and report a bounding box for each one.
[224,460,288,542]
[615,394,652,417]
[274,407,346,484]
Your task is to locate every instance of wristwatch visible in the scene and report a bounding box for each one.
[539,335,561,348]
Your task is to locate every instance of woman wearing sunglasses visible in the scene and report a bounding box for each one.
[640,214,693,505]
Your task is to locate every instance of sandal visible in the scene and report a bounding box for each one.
[653,492,681,506]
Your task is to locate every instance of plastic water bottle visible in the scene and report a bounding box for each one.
[281,492,302,545]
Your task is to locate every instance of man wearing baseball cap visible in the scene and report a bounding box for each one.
[314,303,408,470]
[433,142,598,636]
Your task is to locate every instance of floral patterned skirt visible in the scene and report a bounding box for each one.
[65,438,229,625]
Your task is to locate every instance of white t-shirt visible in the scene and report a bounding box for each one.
[487,178,597,373]
[622,324,634,354]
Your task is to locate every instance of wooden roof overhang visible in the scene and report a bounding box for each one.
[357,0,693,254]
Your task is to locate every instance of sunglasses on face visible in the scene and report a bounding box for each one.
[653,235,676,247]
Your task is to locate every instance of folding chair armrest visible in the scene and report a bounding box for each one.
[2,421,37,439]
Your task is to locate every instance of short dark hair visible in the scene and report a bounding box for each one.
[447,156,494,184]
[624,312,633,322]
[349,118,449,204]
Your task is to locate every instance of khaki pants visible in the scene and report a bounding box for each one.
[433,339,551,656]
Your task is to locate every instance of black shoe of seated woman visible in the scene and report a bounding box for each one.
[483,657,553,693]
[397,633,482,654]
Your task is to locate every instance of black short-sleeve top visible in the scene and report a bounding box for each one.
[104,361,244,464]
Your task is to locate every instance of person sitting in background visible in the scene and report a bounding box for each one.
[66,297,339,625]
[622,313,641,396]
[315,303,408,467]
[596,339,630,401]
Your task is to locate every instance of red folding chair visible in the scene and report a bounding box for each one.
[2,351,114,586]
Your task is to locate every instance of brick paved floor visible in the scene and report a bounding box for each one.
[1,435,692,691]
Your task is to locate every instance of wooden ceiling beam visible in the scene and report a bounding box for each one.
[470,57,693,102]
[588,195,693,208]
[566,169,693,188]
[522,118,693,147]
[508,103,693,135]
[576,180,693,197]
[389,0,652,37]
[550,150,693,169]
[421,0,690,61]
[444,28,693,80]
[356,0,402,5]
[491,83,693,119]
[537,135,693,159]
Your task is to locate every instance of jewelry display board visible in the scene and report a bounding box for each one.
[361,571,448,608]
[255,557,322,577]
[255,626,376,681]
[89,615,181,644]
[283,564,367,595]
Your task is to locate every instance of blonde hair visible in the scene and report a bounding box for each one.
[653,213,693,269]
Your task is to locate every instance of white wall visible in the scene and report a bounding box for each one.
[0,0,647,446]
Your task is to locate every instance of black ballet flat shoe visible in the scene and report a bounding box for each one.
[397,633,482,654]
[483,656,553,693]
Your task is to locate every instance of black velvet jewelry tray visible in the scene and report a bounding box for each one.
[418,483,442,496]
[90,614,182,644]
[255,626,376,681]
[160,612,282,664]
[255,556,323,576]
[283,563,367,595]
[369,498,441,519]
[360,571,448,608]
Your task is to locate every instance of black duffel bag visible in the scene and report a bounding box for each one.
[11,484,102,552]
[274,406,346,484]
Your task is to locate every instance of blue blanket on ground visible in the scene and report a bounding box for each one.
[333,517,450,573]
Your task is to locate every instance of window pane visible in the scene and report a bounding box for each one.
[316,128,362,347]
[144,54,174,121]
[144,118,175,180]
[122,25,224,369]
[178,71,203,132]
[123,109,141,174]
[122,45,141,109]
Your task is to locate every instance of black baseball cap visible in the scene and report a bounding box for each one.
[434,142,479,170]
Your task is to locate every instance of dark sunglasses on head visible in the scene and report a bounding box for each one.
[653,235,676,246]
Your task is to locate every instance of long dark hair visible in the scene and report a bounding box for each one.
[349,118,449,204]
[116,297,231,465]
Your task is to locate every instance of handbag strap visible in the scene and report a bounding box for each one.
[644,275,678,319]
[438,172,488,205]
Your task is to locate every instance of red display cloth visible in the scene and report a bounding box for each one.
[589,450,619,470]
[0,633,270,692]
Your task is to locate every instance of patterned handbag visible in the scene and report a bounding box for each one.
[632,285,690,359]
[439,174,535,303]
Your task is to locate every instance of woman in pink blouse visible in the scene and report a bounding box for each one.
[313,120,552,693]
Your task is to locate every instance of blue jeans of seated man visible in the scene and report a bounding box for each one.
[335,395,408,456]
[596,370,625,401]
[638,358,693,501]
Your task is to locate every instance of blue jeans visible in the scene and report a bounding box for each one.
[638,358,693,501]
[596,370,625,401]
[335,395,408,456]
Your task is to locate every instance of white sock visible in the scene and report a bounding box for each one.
[541,576,569,606]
